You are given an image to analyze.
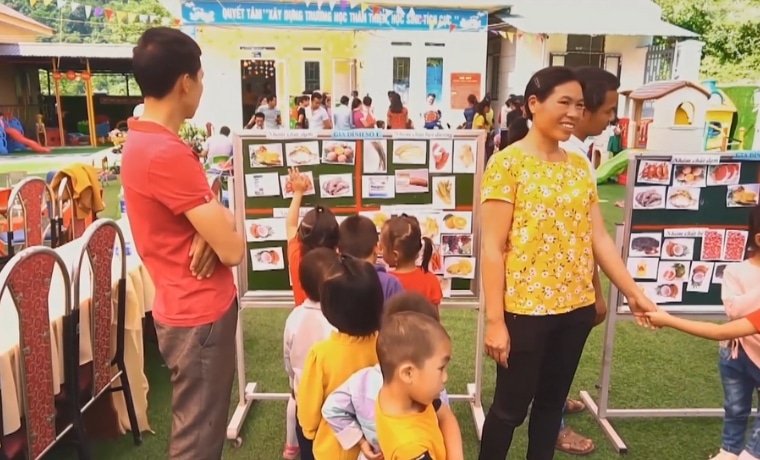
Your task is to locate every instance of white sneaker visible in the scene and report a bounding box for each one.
[711,450,739,460]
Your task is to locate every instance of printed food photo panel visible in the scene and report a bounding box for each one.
[623,155,760,311]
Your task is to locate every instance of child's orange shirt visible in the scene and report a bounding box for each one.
[287,237,307,306]
[390,268,443,306]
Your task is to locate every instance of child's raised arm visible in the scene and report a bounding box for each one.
[647,310,759,341]
[321,379,364,450]
[286,167,307,240]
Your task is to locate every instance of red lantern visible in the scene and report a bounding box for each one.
[52,72,62,81]
[66,70,77,81]
[80,71,91,81]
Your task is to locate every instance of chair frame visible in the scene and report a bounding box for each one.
[1,177,58,257]
[71,219,142,446]
[55,177,87,243]
[0,246,85,459]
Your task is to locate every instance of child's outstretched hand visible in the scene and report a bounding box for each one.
[288,167,309,194]
[645,310,673,328]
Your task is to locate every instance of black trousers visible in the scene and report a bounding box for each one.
[295,407,315,460]
[478,305,596,460]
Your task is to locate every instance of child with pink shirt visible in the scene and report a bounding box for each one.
[649,206,760,460]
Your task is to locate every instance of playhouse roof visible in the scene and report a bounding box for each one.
[621,80,711,101]
[0,4,53,38]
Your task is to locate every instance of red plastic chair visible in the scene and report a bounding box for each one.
[0,178,57,257]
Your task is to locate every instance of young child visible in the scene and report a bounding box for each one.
[322,292,464,460]
[283,248,338,459]
[647,207,760,460]
[338,215,403,301]
[381,214,442,306]
[296,254,384,460]
[374,310,453,460]
[286,167,339,306]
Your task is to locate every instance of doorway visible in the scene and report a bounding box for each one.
[240,59,278,126]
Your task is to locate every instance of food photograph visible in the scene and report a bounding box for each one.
[285,141,320,166]
[660,238,695,260]
[392,141,427,165]
[322,141,356,165]
[245,218,286,242]
[429,140,453,173]
[666,187,701,210]
[319,173,353,198]
[672,164,707,187]
[432,176,456,208]
[627,257,659,279]
[687,262,714,293]
[452,140,477,173]
[657,261,690,283]
[707,162,741,186]
[442,234,473,256]
[249,143,284,167]
[701,229,725,260]
[633,186,666,210]
[726,184,760,207]
[440,212,472,234]
[363,140,388,173]
[249,247,286,271]
[637,160,671,185]
[723,230,748,261]
[444,257,475,279]
[629,232,662,257]
[395,169,429,193]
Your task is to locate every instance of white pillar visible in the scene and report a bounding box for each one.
[672,40,705,81]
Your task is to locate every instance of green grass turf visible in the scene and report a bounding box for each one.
[1,146,105,157]
[53,183,728,459]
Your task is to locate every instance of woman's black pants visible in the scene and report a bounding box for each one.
[477,305,596,460]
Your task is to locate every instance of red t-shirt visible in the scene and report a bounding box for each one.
[390,268,443,306]
[121,118,236,327]
[748,309,760,332]
[288,237,307,306]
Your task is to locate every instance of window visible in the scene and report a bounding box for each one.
[304,61,321,93]
[392,57,411,103]
[425,58,443,101]
[565,53,603,68]
[566,35,605,53]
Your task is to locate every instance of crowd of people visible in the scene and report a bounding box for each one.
[120,26,760,460]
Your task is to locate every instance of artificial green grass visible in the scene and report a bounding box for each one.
[56,184,728,459]
[721,85,757,149]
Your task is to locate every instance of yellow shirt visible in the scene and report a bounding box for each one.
[481,145,598,315]
[473,113,487,130]
[376,399,446,460]
[296,332,379,460]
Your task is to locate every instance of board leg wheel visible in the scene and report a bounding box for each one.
[231,437,243,448]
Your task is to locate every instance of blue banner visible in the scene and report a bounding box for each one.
[181,1,487,32]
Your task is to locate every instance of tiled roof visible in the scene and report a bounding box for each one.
[622,81,711,101]
[0,42,133,59]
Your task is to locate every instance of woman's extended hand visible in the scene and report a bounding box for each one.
[628,294,659,329]
[485,319,510,367]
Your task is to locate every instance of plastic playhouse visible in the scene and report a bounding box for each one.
[0,113,51,154]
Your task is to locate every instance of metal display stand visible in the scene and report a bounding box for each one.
[580,152,748,453]
[225,130,490,445]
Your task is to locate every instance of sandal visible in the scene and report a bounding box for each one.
[565,398,586,414]
[556,427,596,455]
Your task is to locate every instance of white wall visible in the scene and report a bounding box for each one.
[359,30,487,127]
[505,33,651,110]
[496,36,516,106]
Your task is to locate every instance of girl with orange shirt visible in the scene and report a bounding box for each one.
[381,214,442,306]
[286,167,340,307]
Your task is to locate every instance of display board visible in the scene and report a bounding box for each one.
[231,129,486,301]
[619,151,760,314]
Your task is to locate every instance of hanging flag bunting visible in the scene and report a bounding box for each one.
[359,3,368,13]
[29,0,39,7]
[328,0,337,10]
[497,31,506,39]
[449,23,456,31]
[161,17,171,25]
[128,12,137,23]
[506,31,514,42]
[104,8,113,20]
[93,7,103,17]
[43,0,53,6]
[396,6,403,15]
[56,0,66,9]
[70,1,79,10]
[84,5,91,18]
[339,0,349,9]
[316,0,323,8]
[372,5,380,14]
[27,0,172,27]
[516,32,523,39]
[349,0,358,7]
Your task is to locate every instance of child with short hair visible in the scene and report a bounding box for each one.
[373,310,455,460]
[286,167,339,306]
[338,215,403,301]
[648,206,760,460]
[297,254,385,460]
[322,292,463,460]
[283,248,338,459]
[381,214,442,306]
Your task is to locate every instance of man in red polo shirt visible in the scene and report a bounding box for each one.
[122,27,246,459]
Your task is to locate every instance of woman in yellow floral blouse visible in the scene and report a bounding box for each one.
[477,66,659,460]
